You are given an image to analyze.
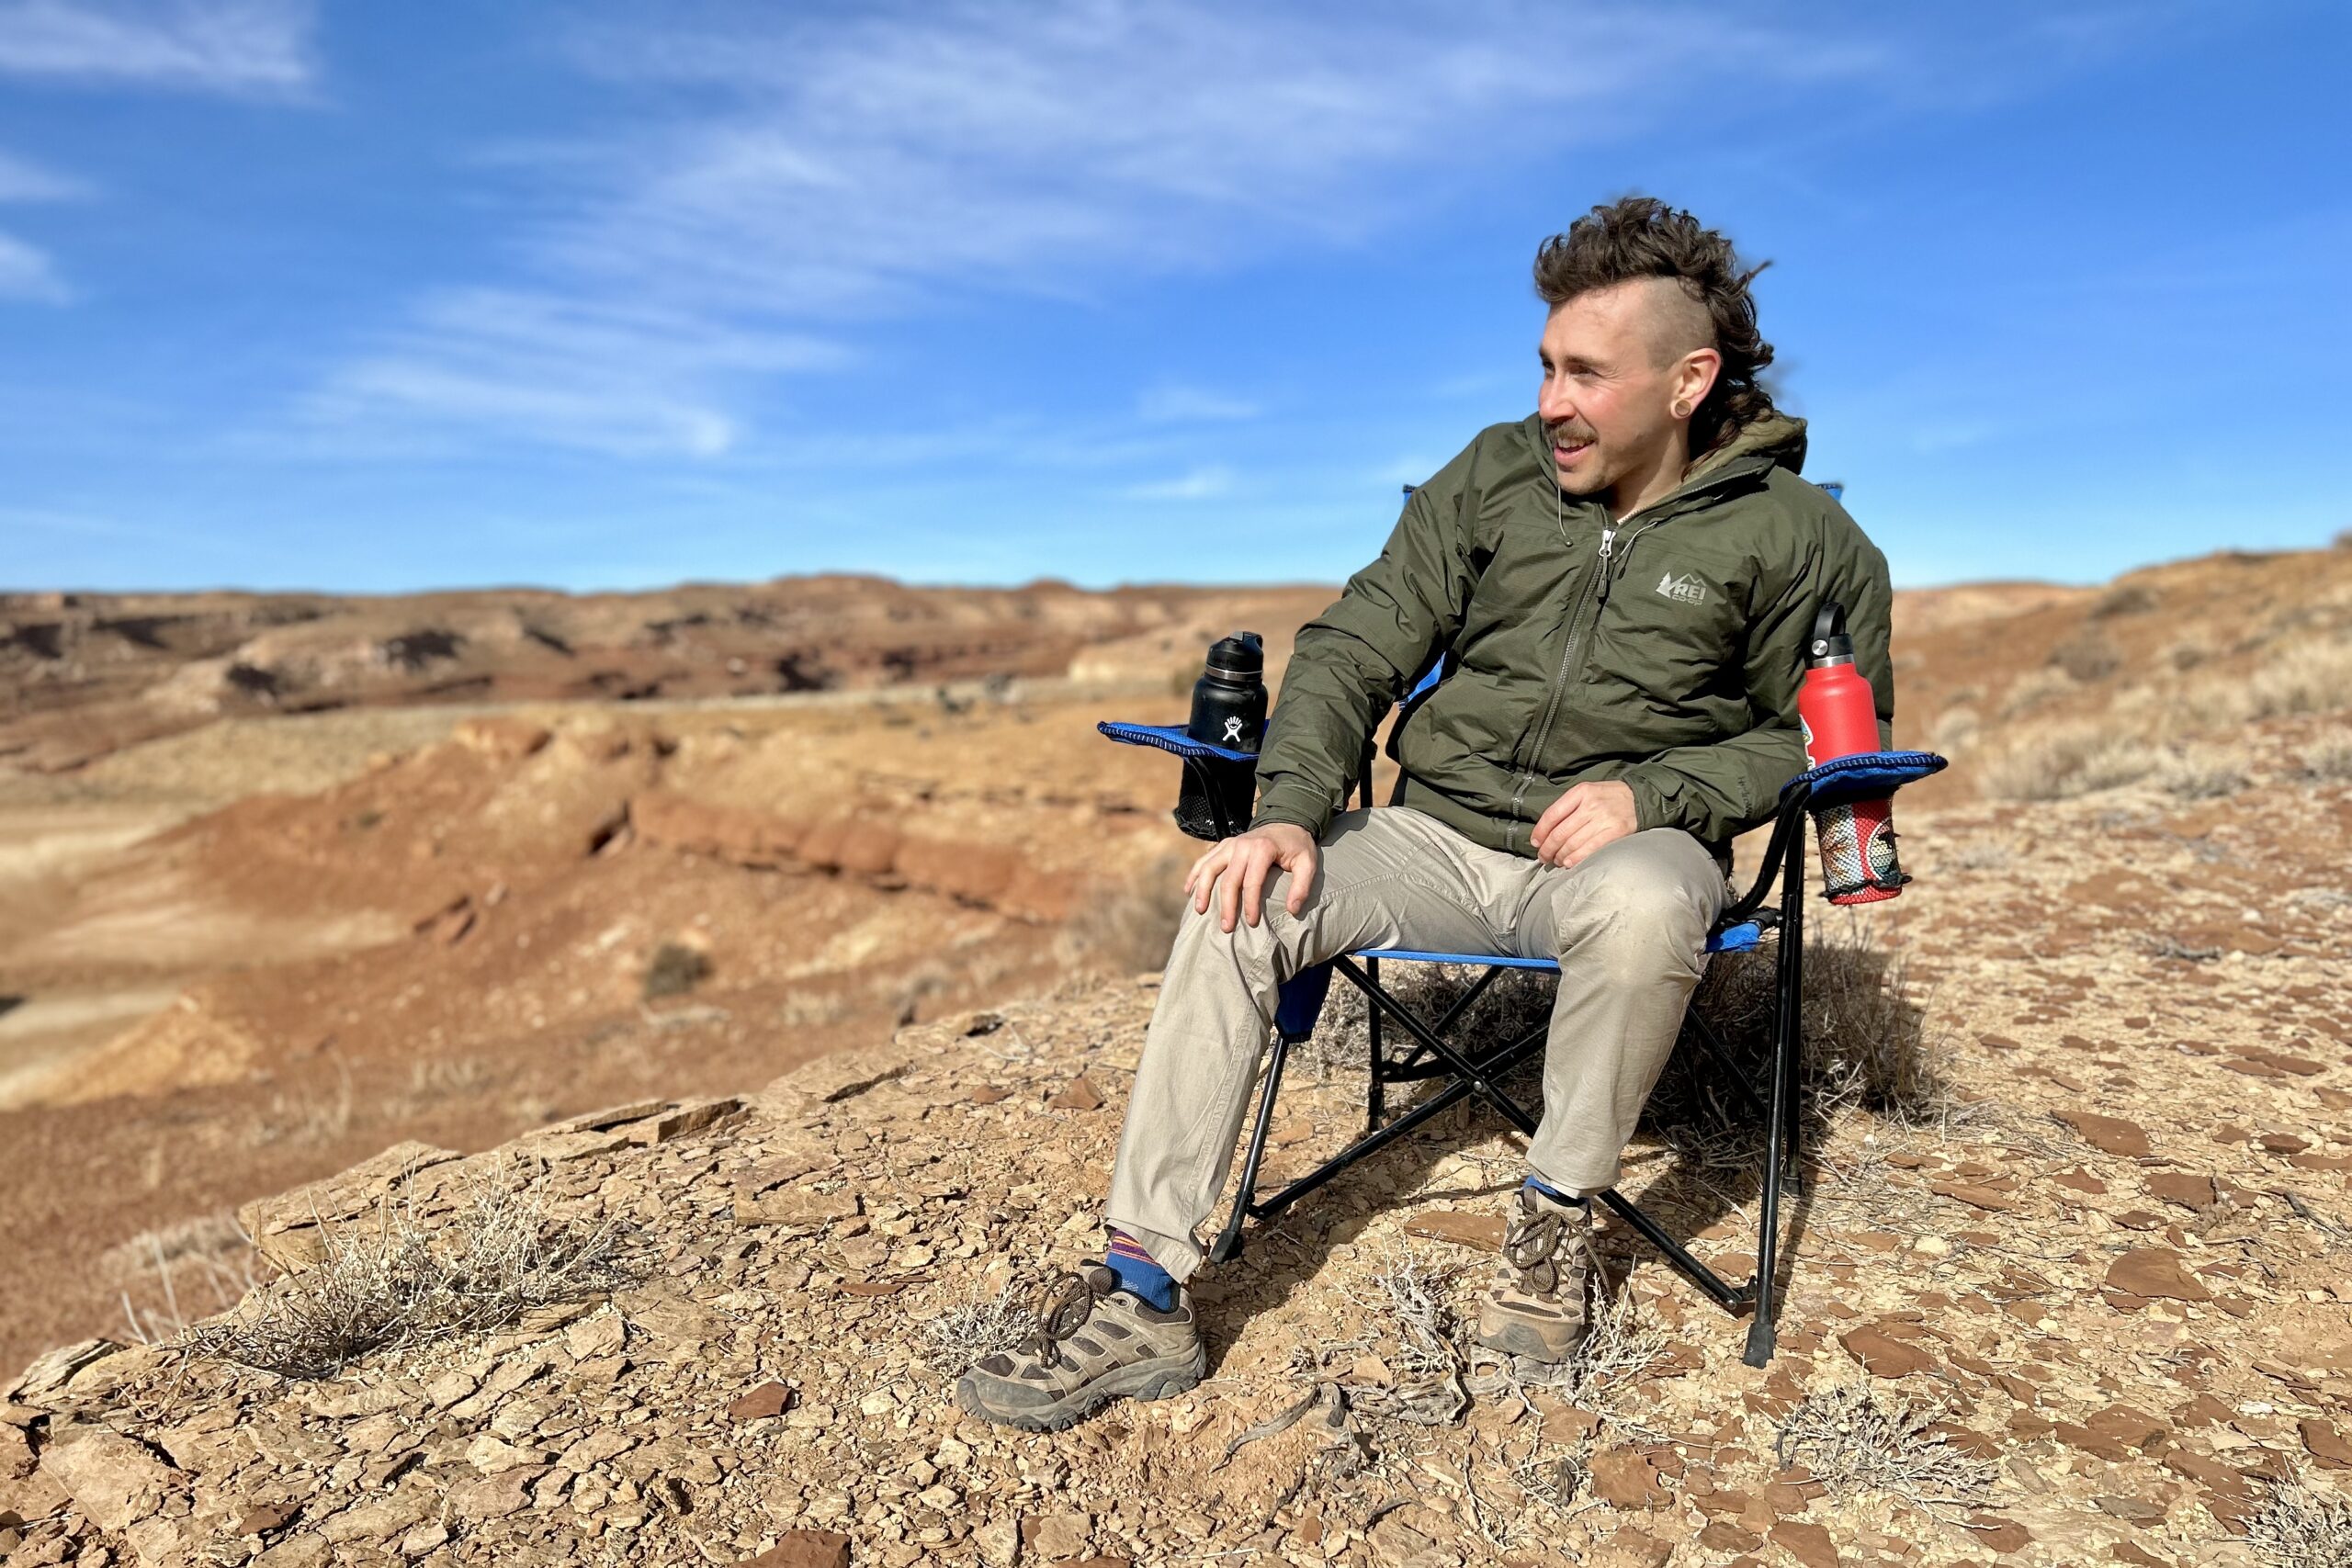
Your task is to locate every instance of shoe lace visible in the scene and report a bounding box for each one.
[1501,1197,1589,1298]
[1021,1269,1100,1371]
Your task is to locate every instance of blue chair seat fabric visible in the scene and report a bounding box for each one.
[1784,749,1947,807]
[1097,720,1257,764]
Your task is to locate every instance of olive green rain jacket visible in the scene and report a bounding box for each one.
[1250,411,1894,866]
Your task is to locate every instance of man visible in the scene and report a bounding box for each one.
[958,197,1893,1430]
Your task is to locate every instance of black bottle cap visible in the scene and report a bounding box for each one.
[1807,602,1854,665]
[1205,631,1264,681]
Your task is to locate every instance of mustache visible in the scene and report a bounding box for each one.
[1546,422,1598,448]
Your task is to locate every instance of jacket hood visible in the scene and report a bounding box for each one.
[1686,411,1807,485]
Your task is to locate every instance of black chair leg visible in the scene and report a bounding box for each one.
[1745,829,1807,1368]
[1210,1033,1292,1265]
[1364,956,1385,1132]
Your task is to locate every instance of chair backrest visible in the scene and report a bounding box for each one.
[1356,649,1453,810]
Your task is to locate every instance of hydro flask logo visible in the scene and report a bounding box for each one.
[1221,716,1246,744]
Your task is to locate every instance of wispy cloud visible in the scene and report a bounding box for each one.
[1139,384,1260,423]
[0,231,66,301]
[0,146,85,201]
[311,288,841,458]
[1125,464,1234,502]
[322,1,1888,457]
[0,0,317,96]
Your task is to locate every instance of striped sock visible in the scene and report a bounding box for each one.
[1102,1228,1178,1310]
[1524,1175,1588,1208]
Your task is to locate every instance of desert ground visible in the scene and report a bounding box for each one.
[1,545,2348,1567]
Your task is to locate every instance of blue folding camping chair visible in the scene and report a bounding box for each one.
[1102,634,1943,1367]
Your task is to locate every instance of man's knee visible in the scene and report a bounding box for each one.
[1555,855,1714,976]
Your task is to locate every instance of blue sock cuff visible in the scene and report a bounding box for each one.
[1524,1175,1587,1207]
[1102,1229,1178,1310]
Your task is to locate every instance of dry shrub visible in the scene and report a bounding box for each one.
[1306,915,1941,1128]
[1978,719,2160,800]
[1996,667,2073,719]
[2247,1474,2352,1568]
[2162,753,2250,800]
[1775,1383,1995,1511]
[642,942,710,1000]
[1308,961,1555,1077]
[2292,737,2352,784]
[186,1169,636,1380]
[1059,852,1189,976]
[2091,583,2159,619]
[2246,636,2352,721]
[2047,632,2121,682]
[916,1281,1034,1378]
[1657,912,1947,1128]
[102,1214,261,1346]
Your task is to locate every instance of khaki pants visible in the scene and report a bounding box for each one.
[1106,807,1729,1281]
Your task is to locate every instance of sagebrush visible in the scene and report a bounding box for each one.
[186,1170,636,1379]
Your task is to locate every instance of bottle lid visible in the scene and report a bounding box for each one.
[1205,631,1264,680]
[1807,602,1854,665]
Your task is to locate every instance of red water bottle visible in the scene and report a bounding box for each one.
[1796,602,1905,905]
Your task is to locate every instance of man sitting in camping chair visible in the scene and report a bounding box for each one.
[959,196,1893,1431]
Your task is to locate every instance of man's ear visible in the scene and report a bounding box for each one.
[1671,347,1722,423]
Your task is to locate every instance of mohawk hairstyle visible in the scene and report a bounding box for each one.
[1533,196,1778,457]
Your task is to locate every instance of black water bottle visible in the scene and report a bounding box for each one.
[1173,631,1267,839]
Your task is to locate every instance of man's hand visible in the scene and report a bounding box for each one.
[1185,822,1320,932]
[1530,780,1638,869]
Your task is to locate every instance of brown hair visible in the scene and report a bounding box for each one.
[1532,196,1776,457]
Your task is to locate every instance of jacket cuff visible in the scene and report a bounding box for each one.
[1618,766,1690,835]
[1248,781,1333,840]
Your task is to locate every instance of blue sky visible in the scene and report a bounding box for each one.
[1,1,2345,593]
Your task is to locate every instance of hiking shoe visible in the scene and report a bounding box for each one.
[1474,1185,1595,1363]
[955,1264,1206,1431]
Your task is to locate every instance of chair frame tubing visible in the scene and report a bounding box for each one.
[1207,778,1818,1369]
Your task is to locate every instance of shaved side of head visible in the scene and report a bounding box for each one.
[1632,276,1715,367]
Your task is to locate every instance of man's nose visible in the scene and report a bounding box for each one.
[1538,375,1573,425]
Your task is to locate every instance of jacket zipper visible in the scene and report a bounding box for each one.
[1504,517,1613,850]
[1505,500,1697,847]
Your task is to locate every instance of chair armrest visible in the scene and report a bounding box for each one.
[1780,750,1948,808]
[1097,721,1257,763]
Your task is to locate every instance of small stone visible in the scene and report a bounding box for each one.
[974,1517,1022,1566]
[1588,1447,1669,1509]
[1928,1180,2013,1212]
[6,1339,122,1405]
[38,1429,181,1533]
[1769,1519,1839,1568]
[400,1522,449,1557]
[2059,1111,2153,1156]
[729,1382,797,1422]
[448,1466,546,1521]
[1964,1514,2033,1552]
[2301,1418,2352,1468]
[237,1504,298,1536]
[2145,1173,2218,1211]
[741,1529,853,1567]
[426,1369,479,1408]
[1840,1325,1937,1378]
[1047,1077,1103,1111]
[2106,1248,2211,1303]
[464,1435,548,1474]
[918,1483,961,1511]
[1024,1511,1094,1559]
[1401,1211,1506,1251]
[1593,1529,1672,1568]
[564,1313,627,1360]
